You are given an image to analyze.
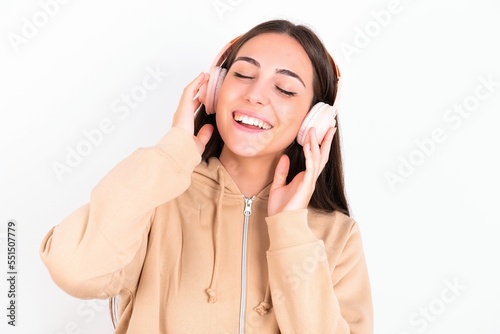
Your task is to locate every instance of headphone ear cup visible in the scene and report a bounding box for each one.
[203,67,227,115]
[212,68,227,114]
[296,102,338,146]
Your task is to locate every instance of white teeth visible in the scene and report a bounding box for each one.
[234,113,272,130]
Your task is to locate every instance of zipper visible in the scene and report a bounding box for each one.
[239,196,254,334]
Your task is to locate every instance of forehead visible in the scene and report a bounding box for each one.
[234,33,313,78]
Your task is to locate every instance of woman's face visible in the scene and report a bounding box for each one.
[215,32,314,160]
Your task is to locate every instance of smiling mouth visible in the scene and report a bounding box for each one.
[233,112,272,130]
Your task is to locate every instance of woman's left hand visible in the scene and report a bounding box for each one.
[268,127,336,217]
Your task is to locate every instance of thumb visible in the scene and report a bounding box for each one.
[195,124,214,154]
[271,155,290,190]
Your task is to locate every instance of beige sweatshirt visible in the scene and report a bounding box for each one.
[40,127,373,333]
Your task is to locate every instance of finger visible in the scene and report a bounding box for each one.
[196,123,214,147]
[270,155,290,191]
[303,135,315,186]
[187,72,209,95]
[172,73,209,130]
[303,128,320,170]
[197,75,209,105]
[309,127,321,170]
[180,73,209,108]
[319,127,336,168]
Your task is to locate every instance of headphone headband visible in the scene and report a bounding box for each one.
[208,36,241,73]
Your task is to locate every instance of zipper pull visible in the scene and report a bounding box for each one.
[243,197,254,217]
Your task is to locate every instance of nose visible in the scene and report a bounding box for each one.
[245,79,270,106]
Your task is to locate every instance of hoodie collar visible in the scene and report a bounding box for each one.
[194,157,271,200]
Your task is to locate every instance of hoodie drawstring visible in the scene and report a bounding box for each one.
[206,168,225,303]
[254,280,272,315]
[205,166,272,315]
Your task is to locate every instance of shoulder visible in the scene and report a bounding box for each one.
[308,209,357,235]
[307,209,364,253]
[308,210,368,279]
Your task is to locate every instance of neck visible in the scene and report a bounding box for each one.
[219,147,280,198]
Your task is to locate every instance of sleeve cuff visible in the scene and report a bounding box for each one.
[154,126,201,169]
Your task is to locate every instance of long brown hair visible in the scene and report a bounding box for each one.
[194,19,349,216]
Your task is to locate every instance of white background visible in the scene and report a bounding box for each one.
[1,0,499,333]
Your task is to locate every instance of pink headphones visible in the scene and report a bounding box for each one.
[199,36,342,146]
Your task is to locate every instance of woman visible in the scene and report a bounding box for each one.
[40,19,373,333]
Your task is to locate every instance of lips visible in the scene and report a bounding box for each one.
[233,112,272,130]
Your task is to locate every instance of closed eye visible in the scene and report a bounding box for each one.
[276,86,297,97]
[234,71,296,96]
[234,72,253,79]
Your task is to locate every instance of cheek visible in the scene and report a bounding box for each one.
[217,77,239,106]
[215,85,236,123]
[215,108,231,136]
[275,104,309,131]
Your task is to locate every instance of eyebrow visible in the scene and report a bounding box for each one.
[233,56,306,88]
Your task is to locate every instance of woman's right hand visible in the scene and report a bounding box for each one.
[172,72,214,155]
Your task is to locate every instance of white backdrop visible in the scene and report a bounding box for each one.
[1,0,499,333]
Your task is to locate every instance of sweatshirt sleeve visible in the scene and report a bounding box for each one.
[265,209,373,334]
[40,127,201,299]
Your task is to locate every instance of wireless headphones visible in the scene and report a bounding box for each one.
[199,36,342,146]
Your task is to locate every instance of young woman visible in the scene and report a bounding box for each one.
[40,19,373,333]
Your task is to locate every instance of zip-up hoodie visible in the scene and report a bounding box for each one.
[40,127,373,333]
